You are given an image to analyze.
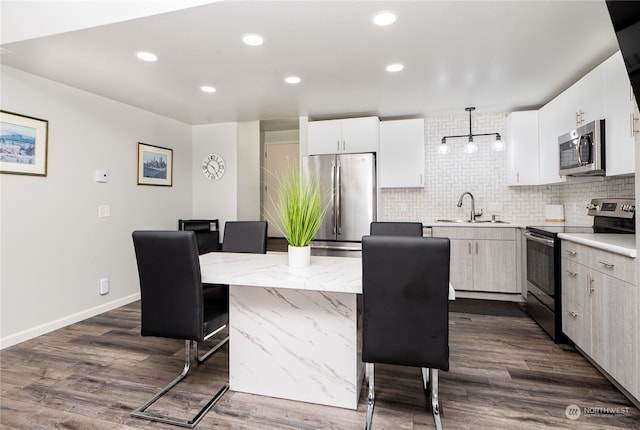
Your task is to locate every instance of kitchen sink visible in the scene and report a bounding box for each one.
[435,219,509,224]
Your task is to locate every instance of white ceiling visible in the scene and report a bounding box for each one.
[0,1,621,125]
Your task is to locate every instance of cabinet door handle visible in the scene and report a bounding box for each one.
[589,277,595,294]
[420,174,423,185]
[576,111,580,126]
[337,140,340,151]
[468,242,471,254]
[568,310,579,318]
[631,113,639,137]
[566,250,577,256]
[566,270,578,277]
[598,261,614,269]
[475,242,478,254]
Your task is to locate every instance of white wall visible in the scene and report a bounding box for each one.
[0,66,193,348]
[237,121,261,221]
[192,122,238,230]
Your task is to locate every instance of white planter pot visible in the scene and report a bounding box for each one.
[288,245,311,268]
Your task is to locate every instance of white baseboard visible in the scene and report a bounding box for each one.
[0,292,140,350]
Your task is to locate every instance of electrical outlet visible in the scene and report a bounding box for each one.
[99,278,109,295]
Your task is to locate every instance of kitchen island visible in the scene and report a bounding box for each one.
[199,252,364,409]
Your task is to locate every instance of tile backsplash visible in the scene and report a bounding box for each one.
[380,112,635,225]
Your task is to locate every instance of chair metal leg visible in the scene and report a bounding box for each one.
[131,340,229,428]
[421,367,429,391]
[195,324,229,364]
[429,368,443,430]
[364,362,375,430]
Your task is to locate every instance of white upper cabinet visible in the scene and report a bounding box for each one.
[506,111,539,186]
[538,94,567,184]
[379,118,425,188]
[604,51,638,176]
[308,116,379,155]
[564,61,605,127]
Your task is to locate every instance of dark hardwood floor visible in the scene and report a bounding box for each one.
[1,300,638,429]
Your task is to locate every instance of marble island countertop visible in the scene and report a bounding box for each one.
[557,233,636,258]
[200,251,362,294]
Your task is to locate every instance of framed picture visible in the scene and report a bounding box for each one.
[137,142,173,186]
[0,110,49,176]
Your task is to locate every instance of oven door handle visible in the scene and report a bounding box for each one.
[524,231,555,246]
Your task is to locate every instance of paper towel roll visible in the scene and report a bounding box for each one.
[545,204,565,222]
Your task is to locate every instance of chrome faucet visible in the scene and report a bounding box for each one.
[457,191,482,222]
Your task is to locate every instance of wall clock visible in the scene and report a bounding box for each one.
[201,153,226,181]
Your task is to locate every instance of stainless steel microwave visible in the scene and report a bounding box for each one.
[558,119,605,176]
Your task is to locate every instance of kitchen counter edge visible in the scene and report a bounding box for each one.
[557,233,637,258]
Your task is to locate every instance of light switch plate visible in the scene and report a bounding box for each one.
[98,205,110,217]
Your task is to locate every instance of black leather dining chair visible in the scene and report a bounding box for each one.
[369,221,423,236]
[178,219,220,254]
[362,235,450,430]
[131,230,229,428]
[221,220,268,253]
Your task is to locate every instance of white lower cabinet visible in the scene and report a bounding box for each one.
[561,241,638,401]
[433,227,517,293]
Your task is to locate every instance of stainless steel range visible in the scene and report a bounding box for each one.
[525,198,635,343]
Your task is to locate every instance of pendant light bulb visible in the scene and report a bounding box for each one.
[439,139,449,155]
[493,135,505,152]
[465,137,477,154]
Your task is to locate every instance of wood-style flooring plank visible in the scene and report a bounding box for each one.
[1,300,639,429]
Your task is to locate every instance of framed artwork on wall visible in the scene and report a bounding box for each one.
[137,142,173,186]
[0,110,49,176]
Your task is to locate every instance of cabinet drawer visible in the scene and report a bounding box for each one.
[589,249,636,285]
[561,258,588,308]
[561,241,591,266]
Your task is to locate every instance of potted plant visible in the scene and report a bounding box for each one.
[267,167,327,268]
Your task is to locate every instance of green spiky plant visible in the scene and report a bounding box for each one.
[266,167,328,247]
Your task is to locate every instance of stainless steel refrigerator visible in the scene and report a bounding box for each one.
[302,153,376,254]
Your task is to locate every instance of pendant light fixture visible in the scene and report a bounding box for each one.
[440,107,503,154]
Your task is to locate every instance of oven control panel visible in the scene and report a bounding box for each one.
[587,198,635,218]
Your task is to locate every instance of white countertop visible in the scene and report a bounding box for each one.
[200,251,456,298]
[424,219,573,228]
[557,233,637,258]
[200,252,362,294]
[426,221,523,228]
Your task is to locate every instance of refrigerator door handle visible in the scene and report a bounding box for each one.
[331,160,336,235]
[336,159,342,235]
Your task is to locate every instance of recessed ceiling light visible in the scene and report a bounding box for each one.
[373,11,397,26]
[200,86,216,93]
[136,51,157,62]
[242,33,264,46]
[284,76,301,84]
[386,63,404,72]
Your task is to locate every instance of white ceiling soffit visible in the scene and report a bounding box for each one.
[0,0,220,44]
[0,1,620,125]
